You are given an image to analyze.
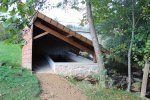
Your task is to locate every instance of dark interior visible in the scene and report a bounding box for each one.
[32,26,77,71]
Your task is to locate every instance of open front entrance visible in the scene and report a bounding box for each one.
[32,26,93,73]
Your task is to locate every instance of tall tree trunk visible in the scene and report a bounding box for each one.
[141,58,150,97]
[127,0,135,91]
[86,0,105,84]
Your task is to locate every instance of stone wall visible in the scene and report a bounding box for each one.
[55,63,98,76]
[22,27,32,70]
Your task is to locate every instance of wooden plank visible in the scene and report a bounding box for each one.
[37,13,45,19]
[44,17,52,23]
[66,34,73,38]
[51,20,58,26]
[57,24,64,30]
[69,31,76,36]
[63,27,70,33]
[86,40,92,45]
[75,33,82,39]
[33,32,49,40]
[81,36,87,42]
[34,21,94,54]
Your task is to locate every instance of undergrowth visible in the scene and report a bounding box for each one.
[67,76,145,100]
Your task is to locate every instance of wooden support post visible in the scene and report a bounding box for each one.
[93,53,97,63]
[141,59,150,97]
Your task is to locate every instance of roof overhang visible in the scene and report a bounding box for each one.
[30,11,109,55]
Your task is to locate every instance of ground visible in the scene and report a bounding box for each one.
[36,73,87,100]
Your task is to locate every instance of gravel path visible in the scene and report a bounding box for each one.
[36,74,87,100]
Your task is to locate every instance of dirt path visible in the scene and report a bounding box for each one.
[36,74,87,100]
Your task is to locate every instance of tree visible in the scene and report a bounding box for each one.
[141,40,150,97]
[86,0,105,82]
[91,0,150,91]
[127,0,135,91]
[0,0,46,34]
[56,0,106,85]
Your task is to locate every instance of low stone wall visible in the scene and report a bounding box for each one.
[54,62,98,76]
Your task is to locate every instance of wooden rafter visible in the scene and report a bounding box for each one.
[37,12,93,46]
[33,31,49,40]
[31,12,109,55]
[34,21,94,55]
[66,34,73,38]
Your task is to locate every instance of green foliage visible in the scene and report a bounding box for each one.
[65,76,78,85]
[68,79,144,100]
[92,69,108,82]
[0,42,21,67]
[0,0,45,35]
[92,0,150,68]
[0,24,5,34]
[0,66,40,100]
[56,0,85,11]
[144,40,150,61]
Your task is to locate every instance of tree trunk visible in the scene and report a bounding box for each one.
[86,0,105,83]
[127,0,135,92]
[141,59,150,97]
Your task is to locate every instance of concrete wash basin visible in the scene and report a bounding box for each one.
[33,52,98,76]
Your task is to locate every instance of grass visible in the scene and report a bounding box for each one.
[0,66,41,100]
[0,42,41,100]
[67,77,145,100]
[0,42,22,67]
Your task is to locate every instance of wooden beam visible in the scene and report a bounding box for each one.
[93,53,97,63]
[36,12,109,54]
[33,32,49,40]
[34,21,94,54]
[37,12,93,46]
[66,34,73,38]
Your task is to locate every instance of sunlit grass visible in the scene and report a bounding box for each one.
[0,42,22,67]
[0,42,41,100]
[0,66,41,100]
